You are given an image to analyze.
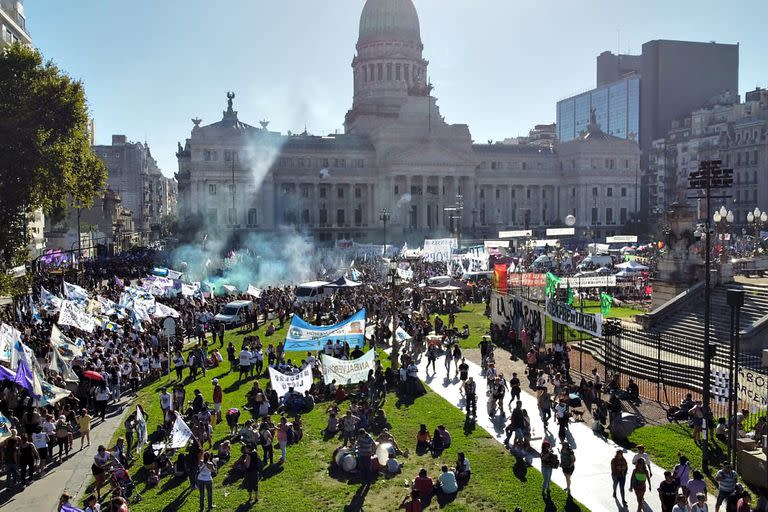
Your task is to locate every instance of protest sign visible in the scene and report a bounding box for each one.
[321,350,376,385]
[284,309,366,351]
[268,365,313,398]
[545,297,603,337]
[422,238,458,262]
[557,275,617,289]
[58,301,97,333]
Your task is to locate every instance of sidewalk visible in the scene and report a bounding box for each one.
[1,394,135,512]
[416,350,697,512]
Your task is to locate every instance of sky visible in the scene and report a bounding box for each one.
[26,0,768,178]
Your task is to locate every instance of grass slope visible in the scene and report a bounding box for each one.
[101,316,583,512]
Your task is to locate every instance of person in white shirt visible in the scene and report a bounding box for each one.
[386,452,403,474]
[249,349,258,377]
[631,445,653,480]
[84,493,101,512]
[238,348,251,381]
[32,429,49,473]
[437,465,458,494]
[159,388,173,413]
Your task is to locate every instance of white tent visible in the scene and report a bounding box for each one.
[616,260,648,271]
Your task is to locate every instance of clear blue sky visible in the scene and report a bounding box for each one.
[26,0,767,177]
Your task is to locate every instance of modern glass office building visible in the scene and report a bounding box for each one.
[557,75,640,143]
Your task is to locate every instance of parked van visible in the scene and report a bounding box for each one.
[213,300,254,326]
[577,254,614,270]
[294,281,335,303]
[531,255,555,272]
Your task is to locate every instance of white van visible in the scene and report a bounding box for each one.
[213,300,254,326]
[294,281,335,303]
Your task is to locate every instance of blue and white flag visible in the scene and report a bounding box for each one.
[0,323,20,363]
[58,301,97,334]
[12,341,42,397]
[40,286,63,310]
[63,281,89,303]
[60,504,84,512]
[0,412,11,442]
[284,308,366,351]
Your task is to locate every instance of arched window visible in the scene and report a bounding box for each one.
[247,208,258,226]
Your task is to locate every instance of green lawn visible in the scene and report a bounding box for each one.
[546,300,643,343]
[620,423,726,493]
[431,303,490,351]
[97,317,583,512]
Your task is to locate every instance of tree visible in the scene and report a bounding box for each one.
[0,44,107,272]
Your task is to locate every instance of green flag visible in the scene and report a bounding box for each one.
[566,282,574,306]
[600,292,613,315]
[545,272,560,298]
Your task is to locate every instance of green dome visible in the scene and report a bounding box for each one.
[358,0,422,46]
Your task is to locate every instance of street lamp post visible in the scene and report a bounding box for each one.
[688,159,733,472]
[713,206,734,264]
[726,288,744,469]
[444,194,464,250]
[746,207,767,257]
[379,208,391,256]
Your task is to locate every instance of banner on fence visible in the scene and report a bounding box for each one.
[557,276,617,289]
[269,365,313,398]
[422,238,458,262]
[499,230,532,238]
[284,309,366,351]
[545,298,602,337]
[321,349,376,385]
[491,291,546,341]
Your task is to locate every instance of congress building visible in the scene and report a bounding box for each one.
[176,0,640,244]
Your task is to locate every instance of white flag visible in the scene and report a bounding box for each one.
[0,324,20,363]
[63,281,89,302]
[395,327,412,342]
[135,407,147,454]
[49,347,79,383]
[247,285,262,298]
[153,302,180,319]
[169,412,193,449]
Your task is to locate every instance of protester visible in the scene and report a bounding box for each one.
[630,458,651,512]
[196,451,216,511]
[611,449,629,506]
[658,470,681,512]
[244,445,263,503]
[540,440,559,496]
[560,440,576,494]
[435,465,458,495]
[715,463,737,512]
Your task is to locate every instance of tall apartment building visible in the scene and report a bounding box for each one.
[647,88,768,228]
[93,135,169,241]
[0,0,30,47]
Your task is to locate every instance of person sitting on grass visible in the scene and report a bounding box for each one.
[435,465,458,496]
[400,489,423,512]
[455,452,471,481]
[377,428,405,455]
[218,440,231,461]
[412,468,434,500]
[386,452,404,475]
[416,424,432,451]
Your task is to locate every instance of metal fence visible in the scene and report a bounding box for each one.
[571,321,768,420]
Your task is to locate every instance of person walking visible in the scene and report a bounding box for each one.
[464,376,477,419]
[658,470,681,512]
[560,441,575,495]
[674,493,691,512]
[196,452,216,511]
[630,458,651,512]
[538,388,552,429]
[540,440,559,496]
[4,429,19,489]
[611,449,629,507]
[276,417,289,463]
[258,422,274,466]
[212,379,223,424]
[18,434,38,488]
[715,463,737,512]
[691,492,709,512]
[79,409,93,450]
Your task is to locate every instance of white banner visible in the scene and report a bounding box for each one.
[5,265,26,278]
[422,238,458,262]
[606,235,638,244]
[169,412,193,449]
[321,350,376,385]
[545,298,603,338]
[546,227,575,237]
[499,230,532,238]
[247,285,262,298]
[484,240,510,248]
[268,365,313,398]
[57,301,97,333]
[395,327,412,343]
[557,276,617,289]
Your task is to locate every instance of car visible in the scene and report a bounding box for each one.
[213,300,253,326]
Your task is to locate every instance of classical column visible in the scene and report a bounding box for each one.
[437,176,444,228]
[405,175,412,229]
[420,176,428,230]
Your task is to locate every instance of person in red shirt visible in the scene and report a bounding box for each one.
[400,490,423,512]
[412,468,434,499]
[737,492,752,512]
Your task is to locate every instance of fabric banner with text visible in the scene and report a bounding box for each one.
[169,412,193,449]
[321,349,376,385]
[557,276,617,289]
[268,365,313,398]
[422,238,458,262]
[545,297,603,338]
[284,308,366,351]
[58,301,97,333]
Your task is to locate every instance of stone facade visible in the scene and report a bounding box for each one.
[93,135,175,241]
[647,88,768,229]
[176,0,640,244]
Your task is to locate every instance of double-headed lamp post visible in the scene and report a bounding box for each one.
[713,206,734,264]
[746,207,767,257]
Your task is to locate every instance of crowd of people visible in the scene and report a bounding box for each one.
[0,249,765,512]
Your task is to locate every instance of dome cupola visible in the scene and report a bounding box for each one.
[358,0,422,47]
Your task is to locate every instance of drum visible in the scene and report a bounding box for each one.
[376,443,395,466]
[334,447,351,467]
[341,453,358,472]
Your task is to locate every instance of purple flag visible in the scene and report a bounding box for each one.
[61,504,84,512]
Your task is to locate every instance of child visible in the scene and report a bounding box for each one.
[386,452,404,475]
